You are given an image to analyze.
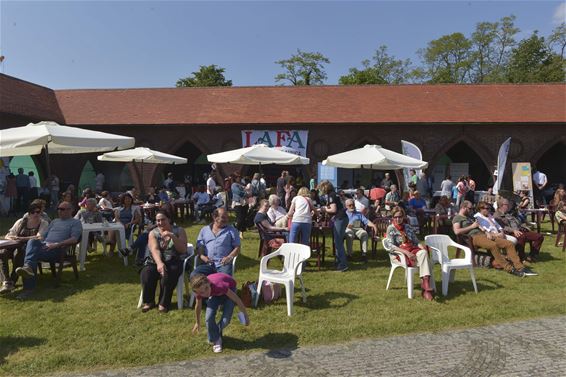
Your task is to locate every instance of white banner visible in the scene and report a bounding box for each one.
[493,137,511,195]
[401,140,422,190]
[242,130,308,157]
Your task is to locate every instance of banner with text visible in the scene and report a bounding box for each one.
[242,130,308,157]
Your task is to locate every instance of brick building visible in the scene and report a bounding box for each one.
[1,73,564,193]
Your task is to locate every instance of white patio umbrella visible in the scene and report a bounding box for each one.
[322,144,428,170]
[207,144,310,165]
[0,121,135,175]
[98,147,187,194]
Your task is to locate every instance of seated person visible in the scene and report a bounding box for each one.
[191,273,249,353]
[26,199,51,223]
[108,193,141,257]
[267,194,288,228]
[408,190,427,229]
[144,187,160,204]
[1,203,49,294]
[383,206,434,301]
[344,199,377,262]
[254,199,289,240]
[473,202,517,244]
[384,185,401,211]
[192,185,211,223]
[452,200,535,277]
[15,201,82,298]
[75,198,104,252]
[555,200,566,224]
[97,191,115,222]
[139,210,187,313]
[494,197,544,263]
[354,189,370,216]
[191,208,240,277]
[434,195,455,233]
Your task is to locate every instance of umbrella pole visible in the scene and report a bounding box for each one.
[44,144,52,178]
[140,160,145,196]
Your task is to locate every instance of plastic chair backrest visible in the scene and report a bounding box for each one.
[278,243,311,276]
[382,238,408,267]
[424,234,452,264]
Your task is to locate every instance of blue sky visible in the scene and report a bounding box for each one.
[0,1,564,89]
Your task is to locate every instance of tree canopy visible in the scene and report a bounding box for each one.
[275,49,330,85]
[176,64,232,87]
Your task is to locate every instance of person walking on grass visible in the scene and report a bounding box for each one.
[191,273,250,353]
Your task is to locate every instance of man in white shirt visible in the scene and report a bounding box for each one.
[532,168,548,205]
[206,173,217,196]
[354,189,370,216]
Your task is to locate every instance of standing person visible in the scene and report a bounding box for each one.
[191,273,250,353]
[309,173,316,191]
[456,176,468,209]
[416,171,430,200]
[465,176,476,203]
[230,174,248,239]
[532,167,548,206]
[319,180,348,272]
[95,172,105,193]
[206,173,217,196]
[28,172,38,201]
[5,172,17,214]
[276,170,288,205]
[440,175,454,199]
[0,203,49,294]
[384,207,434,301]
[287,187,314,246]
[48,174,60,210]
[139,210,188,313]
[409,169,418,186]
[15,168,30,212]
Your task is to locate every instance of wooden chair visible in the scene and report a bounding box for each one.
[370,217,391,258]
[455,234,493,268]
[38,244,79,285]
[256,223,287,258]
[555,221,566,252]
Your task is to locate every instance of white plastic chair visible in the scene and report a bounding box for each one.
[382,239,435,299]
[254,243,311,316]
[425,235,478,296]
[188,254,238,308]
[137,243,194,310]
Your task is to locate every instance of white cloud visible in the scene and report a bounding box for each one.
[553,3,566,25]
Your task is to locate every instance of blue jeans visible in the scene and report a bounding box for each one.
[22,239,65,290]
[333,217,348,270]
[190,261,233,278]
[289,222,312,246]
[205,287,236,343]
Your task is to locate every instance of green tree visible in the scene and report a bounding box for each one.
[275,49,330,85]
[507,32,565,83]
[418,32,474,83]
[339,45,413,85]
[470,15,519,82]
[548,23,566,58]
[176,64,232,87]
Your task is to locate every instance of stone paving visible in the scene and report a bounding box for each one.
[64,316,566,377]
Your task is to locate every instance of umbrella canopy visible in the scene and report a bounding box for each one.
[207,144,309,165]
[0,121,135,157]
[322,144,428,170]
[97,147,187,164]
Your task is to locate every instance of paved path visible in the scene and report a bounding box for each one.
[65,316,566,377]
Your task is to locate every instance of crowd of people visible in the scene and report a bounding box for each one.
[1,165,564,354]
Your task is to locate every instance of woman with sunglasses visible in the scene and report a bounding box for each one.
[384,206,434,301]
[140,210,187,313]
[0,203,48,293]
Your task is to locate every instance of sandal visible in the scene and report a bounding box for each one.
[158,305,168,314]
[141,303,155,313]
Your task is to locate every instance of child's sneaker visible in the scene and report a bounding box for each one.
[212,338,222,353]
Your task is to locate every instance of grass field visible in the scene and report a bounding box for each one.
[0,215,565,376]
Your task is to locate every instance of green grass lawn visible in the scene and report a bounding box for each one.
[1,215,565,376]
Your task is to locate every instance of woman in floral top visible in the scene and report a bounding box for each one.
[384,206,434,301]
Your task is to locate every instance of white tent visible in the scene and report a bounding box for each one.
[0,121,135,157]
[322,144,428,170]
[207,144,310,165]
[97,147,187,165]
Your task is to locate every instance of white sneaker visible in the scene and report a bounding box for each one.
[212,338,223,353]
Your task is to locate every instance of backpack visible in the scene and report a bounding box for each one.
[262,281,281,304]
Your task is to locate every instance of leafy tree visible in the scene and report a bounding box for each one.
[339,45,413,85]
[275,49,330,85]
[548,23,566,58]
[176,64,232,87]
[470,15,519,82]
[418,32,474,83]
[507,32,565,83]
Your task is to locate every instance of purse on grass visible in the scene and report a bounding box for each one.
[240,281,258,308]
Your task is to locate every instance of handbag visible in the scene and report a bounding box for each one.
[239,281,258,308]
[262,281,281,304]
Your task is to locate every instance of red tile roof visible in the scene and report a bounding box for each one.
[54,84,566,125]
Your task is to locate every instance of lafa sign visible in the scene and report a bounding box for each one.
[242,130,308,157]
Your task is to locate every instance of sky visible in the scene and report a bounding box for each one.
[0,1,564,89]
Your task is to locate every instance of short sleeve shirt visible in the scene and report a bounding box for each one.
[327,192,346,220]
[452,214,481,236]
[196,224,240,267]
[196,273,236,299]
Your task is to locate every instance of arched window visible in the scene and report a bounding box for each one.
[78,161,96,193]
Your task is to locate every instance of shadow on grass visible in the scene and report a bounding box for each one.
[223,332,299,357]
[0,336,46,365]
[300,291,358,310]
[535,252,562,262]
[433,279,504,302]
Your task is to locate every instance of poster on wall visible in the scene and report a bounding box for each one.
[318,162,337,188]
[242,130,308,157]
[512,162,533,191]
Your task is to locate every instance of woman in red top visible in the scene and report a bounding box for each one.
[191,273,249,353]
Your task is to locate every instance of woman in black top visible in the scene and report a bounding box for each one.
[319,180,349,272]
